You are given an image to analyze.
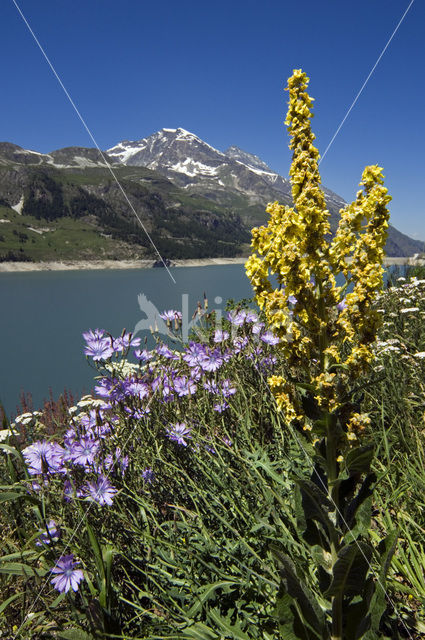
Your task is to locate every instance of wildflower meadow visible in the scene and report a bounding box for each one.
[1,71,424,639]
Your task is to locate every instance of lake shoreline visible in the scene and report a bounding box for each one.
[0,256,423,273]
[0,257,248,272]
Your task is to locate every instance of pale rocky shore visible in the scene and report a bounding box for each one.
[0,257,248,272]
[0,256,424,273]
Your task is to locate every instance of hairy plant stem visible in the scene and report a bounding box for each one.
[317,275,343,640]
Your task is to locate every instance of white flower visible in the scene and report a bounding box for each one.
[0,429,17,442]
[414,352,425,359]
[400,307,420,314]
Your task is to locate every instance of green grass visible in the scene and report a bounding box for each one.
[0,279,424,638]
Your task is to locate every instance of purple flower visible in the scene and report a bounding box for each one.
[84,337,114,361]
[71,437,99,468]
[288,295,297,305]
[50,554,84,593]
[83,328,105,342]
[337,298,347,311]
[261,331,280,345]
[113,332,141,352]
[156,344,179,359]
[142,467,154,483]
[227,310,247,326]
[22,441,65,475]
[86,475,117,506]
[258,355,278,371]
[166,422,192,446]
[63,479,83,502]
[213,401,229,413]
[232,336,249,353]
[160,309,182,322]
[173,376,197,396]
[125,379,150,400]
[94,378,115,398]
[201,349,224,372]
[183,342,206,368]
[213,329,229,343]
[36,519,60,546]
[134,349,154,362]
[245,311,258,323]
[203,380,220,394]
[252,322,265,335]
[221,379,236,398]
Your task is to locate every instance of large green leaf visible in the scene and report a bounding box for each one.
[0,491,25,503]
[295,478,335,540]
[275,590,313,640]
[344,579,375,640]
[324,542,372,600]
[271,547,326,638]
[364,530,398,640]
[345,445,374,476]
[345,473,376,530]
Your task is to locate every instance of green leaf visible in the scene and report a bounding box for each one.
[345,445,374,475]
[0,491,24,503]
[207,607,251,639]
[0,443,23,459]
[364,530,398,639]
[271,547,326,638]
[0,591,22,614]
[0,562,47,577]
[58,629,94,640]
[183,621,219,639]
[295,478,335,538]
[344,579,375,640]
[324,542,372,600]
[186,580,237,618]
[275,590,311,640]
[343,495,373,543]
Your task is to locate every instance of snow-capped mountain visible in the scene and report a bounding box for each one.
[107,127,289,205]
[0,133,423,257]
[106,128,346,216]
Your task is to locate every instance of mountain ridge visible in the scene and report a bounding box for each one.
[0,130,422,260]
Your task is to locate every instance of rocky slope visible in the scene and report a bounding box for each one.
[0,132,422,262]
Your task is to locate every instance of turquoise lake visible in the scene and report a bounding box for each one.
[0,263,402,418]
[0,265,254,418]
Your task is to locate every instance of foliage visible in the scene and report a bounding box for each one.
[245,69,398,639]
[0,70,424,640]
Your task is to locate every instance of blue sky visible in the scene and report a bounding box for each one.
[1,0,423,241]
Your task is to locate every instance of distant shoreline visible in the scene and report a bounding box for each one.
[0,256,423,273]
[0,257,248,273]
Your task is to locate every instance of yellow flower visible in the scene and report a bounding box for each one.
[245,69,390,438]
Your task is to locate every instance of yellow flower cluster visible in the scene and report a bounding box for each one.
[246,69,391,443]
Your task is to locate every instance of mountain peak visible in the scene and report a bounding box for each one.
[224,145,274,174]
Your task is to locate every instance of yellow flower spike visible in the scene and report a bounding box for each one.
[245,69,390,438]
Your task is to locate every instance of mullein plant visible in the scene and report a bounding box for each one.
[246,69,396,639]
